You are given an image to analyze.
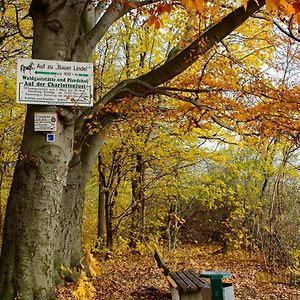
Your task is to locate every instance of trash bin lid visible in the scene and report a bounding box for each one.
[200,271,232,279]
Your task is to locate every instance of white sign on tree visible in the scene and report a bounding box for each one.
[17,58,93,106]
[34,112,58,131]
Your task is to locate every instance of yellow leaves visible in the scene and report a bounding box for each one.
[288,250,300,276]
[72,271,95,300]
[87,251,101,277]
[243,0,249,10]
[181,0,204,13]
[72,252,100,300]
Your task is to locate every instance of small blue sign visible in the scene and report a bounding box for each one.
[46,133,55,142]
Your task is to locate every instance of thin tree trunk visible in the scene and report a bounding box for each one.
[98,188,106,243]
[97,155,106,243]
[137,154,146,240]
[0,170,3,239]
[168,201,178,251]
[129,179,139,249]
[129,153,145,249]
[105,190,113,250]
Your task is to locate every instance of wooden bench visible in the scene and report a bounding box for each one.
[154,250,208,300]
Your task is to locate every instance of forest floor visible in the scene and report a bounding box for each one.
[57,244,300,300]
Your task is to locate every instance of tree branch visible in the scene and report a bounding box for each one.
[156,86,225,93]
[73,0,159,60]
[155,88,237,132]
[253,13,300,42]
[95,0,265,106]
[13,4,32,40]
[77,0,266,174]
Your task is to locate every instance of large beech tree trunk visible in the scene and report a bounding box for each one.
[0,1,87,299]
[54,163,85,274]
[0,107,75,299]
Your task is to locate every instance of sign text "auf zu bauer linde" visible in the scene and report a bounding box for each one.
[17,58,93,106]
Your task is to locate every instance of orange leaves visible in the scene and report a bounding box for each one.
[263,0,300,27]
[265,0,295,14]
[147,15,161,29]
[295,12,300,28]
[281,1,295,13]
[147,0,205,29]
[243,0,278,12]
[254,0,294,14]
[293,1,300,26]
[243,0,263,10]
[194,0,205,13]
[243,0,249,10]
[156,3,172,14]
[146,3,173,29]
[181,0,204,13]
[282,0,300,26]
[265,0,281,12]
[293,0,300,11]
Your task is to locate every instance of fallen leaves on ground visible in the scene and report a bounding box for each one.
[56,244,300,299]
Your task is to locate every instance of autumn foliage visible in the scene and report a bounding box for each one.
[1,0,300,299]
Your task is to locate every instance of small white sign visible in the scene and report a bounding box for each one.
[17,58,93,106]
[34,112,57,131]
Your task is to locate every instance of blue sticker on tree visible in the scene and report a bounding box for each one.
[46,133,55,142]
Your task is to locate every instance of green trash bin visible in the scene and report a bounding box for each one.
[200,271,234,300]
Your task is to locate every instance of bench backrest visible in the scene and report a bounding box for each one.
[154,250,170,276]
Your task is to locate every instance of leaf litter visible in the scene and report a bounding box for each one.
[57,245,300,299]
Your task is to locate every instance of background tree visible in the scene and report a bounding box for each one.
[0,75,24,241]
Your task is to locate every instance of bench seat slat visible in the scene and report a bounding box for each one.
[177,272,199,292]
[154,251,206,295]
[170,272,192,292]
[174,271,199,292]
[182,270,207,288]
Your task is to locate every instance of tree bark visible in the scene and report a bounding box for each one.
[168,201,179,251]
[55,119,111,271]
[0,170,3,239]
[105,190,114,251]
[97,155,106,244]
[54,162,85,276]
[0,106,75,299]
[0,1,85,299]
[129,153,145,250]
